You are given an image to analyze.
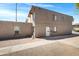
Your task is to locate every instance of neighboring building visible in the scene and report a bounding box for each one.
[27,6,74,37]
[73,23,79,27]
[73,23,79,32]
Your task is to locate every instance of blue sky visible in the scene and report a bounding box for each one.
[0,3,78,24]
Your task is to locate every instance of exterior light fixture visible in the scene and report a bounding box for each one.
[14,3,20,35]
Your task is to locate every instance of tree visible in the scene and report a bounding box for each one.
[75,3,79,15]
[75,3,79,9]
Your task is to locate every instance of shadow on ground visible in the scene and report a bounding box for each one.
[39,34,79,40]
[0,32,79,41]
[0,35,31,41]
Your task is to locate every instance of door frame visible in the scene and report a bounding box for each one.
[46,26,50,36]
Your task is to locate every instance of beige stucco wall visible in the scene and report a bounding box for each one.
[0,21,33,39]
[28,6,73,37]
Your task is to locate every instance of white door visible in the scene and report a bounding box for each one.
[46,26,50,36]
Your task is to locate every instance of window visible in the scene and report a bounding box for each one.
[54,27,56,32]
[55,15,57,21]
[53,15,57,21]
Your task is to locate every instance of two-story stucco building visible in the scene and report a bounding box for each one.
[27,6,74,38]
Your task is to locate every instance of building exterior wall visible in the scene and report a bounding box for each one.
[27,6,73,37]
[0,21,33,39]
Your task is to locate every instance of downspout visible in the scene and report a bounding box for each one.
[32,12,36,39]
